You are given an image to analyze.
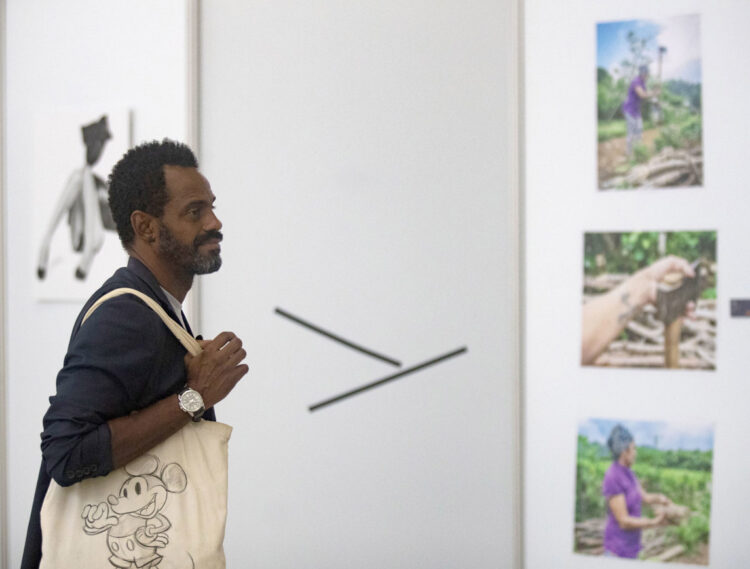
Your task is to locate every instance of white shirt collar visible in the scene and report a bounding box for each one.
[160,287,186,329]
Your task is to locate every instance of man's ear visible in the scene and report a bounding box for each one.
[131,210,158,244]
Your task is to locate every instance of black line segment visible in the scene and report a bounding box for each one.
[309,346,468,412]
[275,307,402,367]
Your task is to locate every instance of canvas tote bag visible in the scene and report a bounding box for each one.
[40,287,232,569]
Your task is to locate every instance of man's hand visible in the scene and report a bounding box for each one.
[636,255,695,307]
[184,331,249,408]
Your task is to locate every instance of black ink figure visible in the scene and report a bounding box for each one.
[36,115,116,281]
[81,454,187,569]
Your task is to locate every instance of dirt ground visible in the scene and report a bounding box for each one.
[597,128,660,185]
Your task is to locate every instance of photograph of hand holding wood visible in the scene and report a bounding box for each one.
[581,231,716,369]
[575,418,713,564]
[597,14,703,190]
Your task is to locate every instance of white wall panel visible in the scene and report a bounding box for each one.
[200,1,520,567]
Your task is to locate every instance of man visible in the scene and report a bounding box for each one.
[21,139,249,568]
[623,64,659,158]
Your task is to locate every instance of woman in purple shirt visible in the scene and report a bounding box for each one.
[623,65,660,158]
[602,425,671,558]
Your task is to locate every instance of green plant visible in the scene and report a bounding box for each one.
[598,119,627,142]
[632,142,651,164]
[667,513,710,553]
[584,231,717,276]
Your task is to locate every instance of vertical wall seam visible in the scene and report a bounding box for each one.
[0,0,8,565]
[186,0,203,333]
[516,0,526,566]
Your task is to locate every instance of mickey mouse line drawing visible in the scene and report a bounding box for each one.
[81,454,191,569]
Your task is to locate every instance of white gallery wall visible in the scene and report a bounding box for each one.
[199,1,519,568]
[524,0,750,567]
[3,1,191,567]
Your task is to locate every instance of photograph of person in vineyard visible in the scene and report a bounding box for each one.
[575,418,714,564]
[597,14,702,189]
[581,231,716,369]
[623,65,660,158]
[602,425,671,558]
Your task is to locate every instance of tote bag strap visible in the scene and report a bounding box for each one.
[81,287,202,356]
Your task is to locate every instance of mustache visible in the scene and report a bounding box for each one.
[194,230,223,247]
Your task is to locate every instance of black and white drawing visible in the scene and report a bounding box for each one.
[33,108,130,301]
[36,115,115,281]
[81,454,188,569]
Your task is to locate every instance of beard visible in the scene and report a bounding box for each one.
[158,223,223,275]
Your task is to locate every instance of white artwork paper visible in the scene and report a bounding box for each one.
[32,108,131,301]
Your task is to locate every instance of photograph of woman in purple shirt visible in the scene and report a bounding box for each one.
[622,65,660,159]
[602,425,671,558]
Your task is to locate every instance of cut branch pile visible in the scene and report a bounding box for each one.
[605,146,703,189]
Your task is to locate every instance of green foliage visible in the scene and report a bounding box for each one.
[665,80,702,111]
[584,232,659,275]
[654,124,682,151]
[665,231,715,263]
[631,142,651,164]
[597,67,628,122]
[576,436,610,521]
[668,513,710,554]
[680,114,702,142]
[598,119,627,141]
[636,447,712,473]
[633,463,712,511]
[654,114,702,152]
[702,287,716,300]
[584,231,716,276]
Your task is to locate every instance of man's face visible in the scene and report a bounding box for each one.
[156,165,223,275]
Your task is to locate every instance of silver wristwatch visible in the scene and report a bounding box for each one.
[178,386,205,422]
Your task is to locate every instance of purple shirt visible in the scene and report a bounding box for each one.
[622,76,646,118]
[602,461,642,558]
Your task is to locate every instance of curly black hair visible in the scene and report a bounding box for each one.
[108,139,198,247]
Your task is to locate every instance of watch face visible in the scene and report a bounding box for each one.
[180,389,204,413]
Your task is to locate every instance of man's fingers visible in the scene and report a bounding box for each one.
[204,331,237,352]
[219,336,243,357]
[226,348,247,368]
[231,364,250,384]
[224,364,249,386]
[664,255,694,278]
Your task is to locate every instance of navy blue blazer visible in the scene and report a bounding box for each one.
[21,257,214,569]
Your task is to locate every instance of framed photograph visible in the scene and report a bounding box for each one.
[575,417,713,564]
[581,231,717,369]
[597,14,703,190]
